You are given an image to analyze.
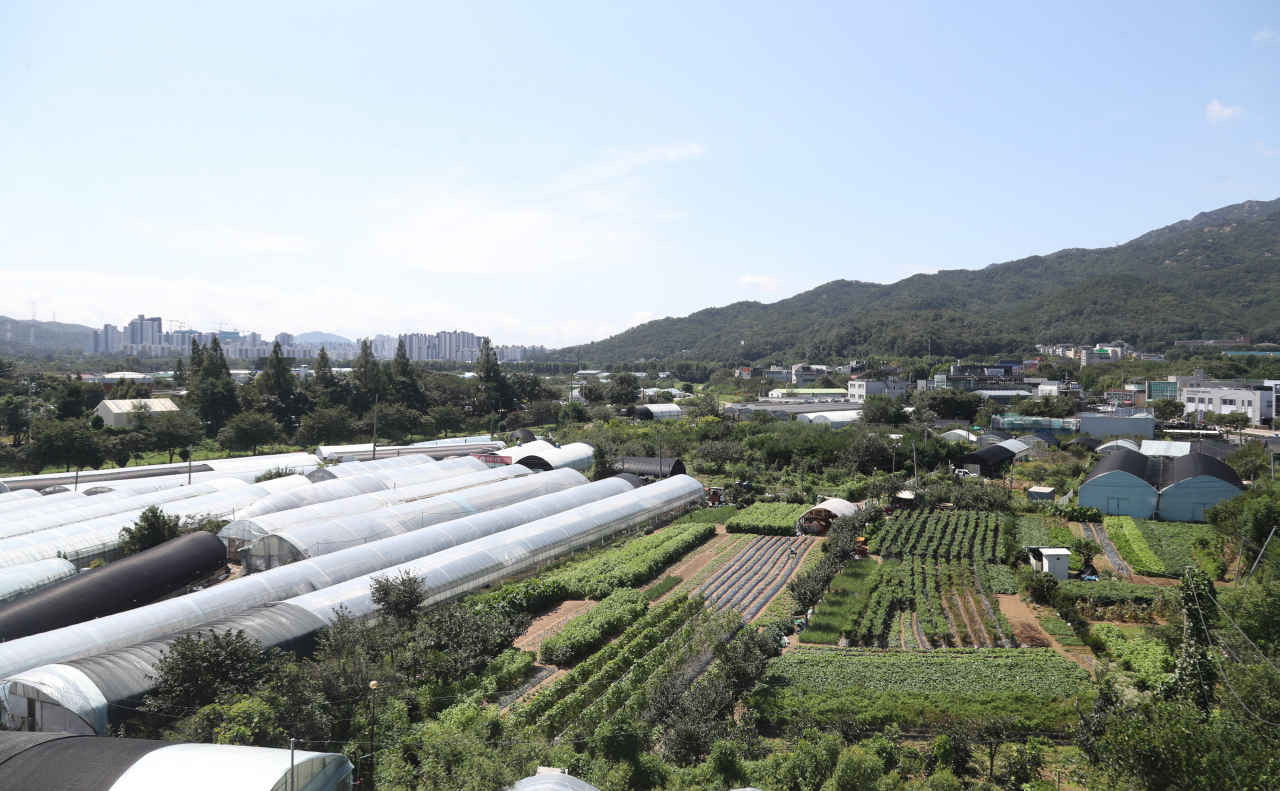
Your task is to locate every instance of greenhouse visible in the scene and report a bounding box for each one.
[0,558,78,603]
[0,732,351,791]
[632,403,683,421]
[1157,452,1246,522]
[314,434,495,461]
[798,498,861,533]
[505,442,594,473]
[0,476,308,570]
[1078,448,1160,518]
[0,452,319,493]
[219,462,519,550]
[0,532,228,642]
[0,476,652,730]
[0,473,636,682]
[0,489,86,516]
[1096,439,1141,455]
[0,489,40,507]
[807,410,861,428]
[0,481,248,542]
[240,467,589,570]
[616,457,686,478]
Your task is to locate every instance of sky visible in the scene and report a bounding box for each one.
[1,2,1278,348]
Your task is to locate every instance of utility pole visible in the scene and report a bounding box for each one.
[290,738,296,791]
[369,680,378,789]
[912,441,918,488]
[187,445,194,484]
[371,395,378,461]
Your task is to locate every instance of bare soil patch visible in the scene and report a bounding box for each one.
[995,593,1095,674]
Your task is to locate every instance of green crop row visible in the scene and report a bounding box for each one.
[539,588,650,665]
[726,502,809,535]
[1105,516,1167,575]
[872,510,1002,562]
[1093,623,1174,690]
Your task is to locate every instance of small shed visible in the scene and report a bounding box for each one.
[1026,486,1056,501]
[797,498,860,534]
[1027,546,1071,580]
[94,398,180,429]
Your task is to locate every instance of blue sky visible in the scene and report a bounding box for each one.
[1,2,1277,347]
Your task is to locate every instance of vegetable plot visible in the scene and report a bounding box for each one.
[1105,516,1166,576]
[871,510,1003,561]
[726,502,809,535]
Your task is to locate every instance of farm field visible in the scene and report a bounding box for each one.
[752,646,1094,731]
[698,534,813,620]
[725,502,810,535]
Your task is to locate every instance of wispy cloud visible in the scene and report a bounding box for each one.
[133,221,316,255]
[1257,140,1278,156]
[1253,26,1279,44]
[738,273,785,292]
[1206,99,1243,125]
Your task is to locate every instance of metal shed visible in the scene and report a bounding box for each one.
[1157,452,1246,521]
[1078,449,1160,518]
[1027,547,1071,580]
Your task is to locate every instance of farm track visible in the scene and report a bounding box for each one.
[1087,521,1131,576]
[971,562,1013,648]
[954,583,990,648]
[911,611,930,650]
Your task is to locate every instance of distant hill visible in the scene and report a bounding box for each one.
[552,197,1280,363]
[294,331,355,345]
[0,317,97,356]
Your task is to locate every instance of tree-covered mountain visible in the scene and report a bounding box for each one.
[553,198,1280,363]
[0,317,97,356]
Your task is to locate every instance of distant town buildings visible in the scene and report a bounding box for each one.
[83,315,544,363]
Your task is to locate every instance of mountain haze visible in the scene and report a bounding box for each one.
[554,198,1280,363]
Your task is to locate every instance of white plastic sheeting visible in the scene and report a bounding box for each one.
[1097,439,1141,454]
[315,434,494,460]
[0,490,85,515]
[0,476,308,570]
[291,475,704,621]
[505,442,594,473]
[0,482,247,541]
[0,452,319,492]
[234,473,389,520]
[804,411,862,428]
[0,558,78,602]
[0,472,633,680]
[242,466,575,570]
[219,460,502,545]
[107,743,352,791]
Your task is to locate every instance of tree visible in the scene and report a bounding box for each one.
[217,411,283,454]
[559,400,587,424]
[861,394,908,426]
[172,357,188,388]
[1070,537,1103,569]
[390,337,425,411]
[0,394,43,444]
[314,346,336,388]
[1150,398,1185,422]
[144,629,281,713]
[912,389,986,421]
[193,375,241,435]
[1226,441,1270,482]
[258,341,295,400]
[30,418,105,472]
[350,338,384,415]
[609,372,641,405]
[120,505,182,555]
[200,336,231,381]
[428,404,464,437]
[297,406,356,445]
[145,409,206,463]
[475,337,512,413]
[188,339,206,384]
[370,569,429,624]
[580,381,609,404]
[529,399,559,426]
[55,379,104,419]
[109,377,151,400]
[370,402,423,440]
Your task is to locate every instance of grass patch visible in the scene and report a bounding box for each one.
[646,575,682,600]
[801,560,880,644]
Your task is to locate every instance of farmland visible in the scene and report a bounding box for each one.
[725,502,809,535]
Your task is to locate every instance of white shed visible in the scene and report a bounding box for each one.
[94,398,181,428]
[1027,546,1071,581]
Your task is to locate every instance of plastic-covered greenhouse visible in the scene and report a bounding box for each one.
[305,452,439,482]
[314,434,495,461]
[0,476,308,570]
[0,558,78,603]
[632,404,683,421]
[806,411,862,428]
[0,473,632,682]
[0,475,705,735]
[504,442,594,472]
[218,462,520,550]
[0,531,228,642]
[0,452,319,493]
[0,489,85,515]
[240,467,584,570]
[0,732,351,791]
[0,482,246,541]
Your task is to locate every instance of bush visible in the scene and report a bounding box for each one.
[1017,566,1059,604]
[253,466,297,483]
[539,588,649,665]
[120,505,182,556]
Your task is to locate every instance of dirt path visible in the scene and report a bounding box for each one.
[513,600,596,654]
[652,532,734,591]
[955,583,990,647]
[995,593,1094,673]
[970,562,1013,648]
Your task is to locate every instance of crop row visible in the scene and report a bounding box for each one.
[481,522,715,612]
[768,646,1093,697]
[1104,516,1166,575]
[539,588,650,665]
[726,502,809,535]
[871,510,1002,562]
[701,535,808,619]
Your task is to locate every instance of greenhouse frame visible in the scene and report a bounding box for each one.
[503,442,594,473]
[0,490,81,515]
[0,558,78,603]
[0,476,658,732]
[0,473,635,681]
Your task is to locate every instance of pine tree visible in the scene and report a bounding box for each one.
[475,337,511,413]
[201,337,231,381]
[314,346,335,388]
[173,358,188,388]
[393,337,413,382]
[262,340,295,398]
[189,339,206,384]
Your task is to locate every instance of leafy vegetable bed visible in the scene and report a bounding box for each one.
[1135,520,1218,577]
[871,510,1003,561]
[726,503,809,535]
[539,588,649,665]
[1105,516,1166,576]
[1093,623,1174,689]
[801,560,880,644]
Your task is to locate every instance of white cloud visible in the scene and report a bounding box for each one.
[1206,100,1243,125]
[0,268,621,348]
[628,311,657,327]
[1253,26,1279,44]
[133,221,316,255]
[738,273,785,291]
[1257,140,1278,156]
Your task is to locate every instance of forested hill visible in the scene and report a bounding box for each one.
[0,318,97,356]
[555,197,1280,363]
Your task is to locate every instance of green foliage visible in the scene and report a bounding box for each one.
[1093,624,1175,690]
[120,505,182,556]
[726,502,808,535]
[1133,519,1221,578]
[216,410,282,454]
[646,575,682,600]
[872,510,1004,562]
[539,588,649,665]
[253,465,297,483]
[801,560,880,644]
[370,569,429,624]
[144,629,282,714]
[1057,580,1171,605]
